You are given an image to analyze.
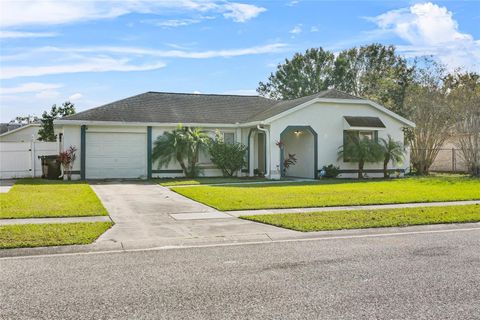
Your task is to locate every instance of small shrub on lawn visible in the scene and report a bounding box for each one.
[321,164,340,178]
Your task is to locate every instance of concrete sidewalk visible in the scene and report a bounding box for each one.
[0,216,111,226]
[227,200,480,217]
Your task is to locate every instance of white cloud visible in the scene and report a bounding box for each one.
[1,43,286,79]
[192,90,201,94]
[146,18,202,27]
[0,82,63,94]
[20,43,288,59]
[289,25,302,34]
[35,90,60,100]
[287,1,300,7]
[69,93,83,101]
[0,0,266,28]
[222,3,266,22]
[370,2,480,71]
[0,31,58,38]
[310,26,319,32]
[0,57,166,79]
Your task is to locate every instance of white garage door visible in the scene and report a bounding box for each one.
[86,132,147,179]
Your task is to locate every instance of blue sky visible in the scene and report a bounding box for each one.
[1,0,479,122]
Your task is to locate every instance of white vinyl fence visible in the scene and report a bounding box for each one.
[0,141,58,179]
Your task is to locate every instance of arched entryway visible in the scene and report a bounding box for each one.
[280,126,318,179]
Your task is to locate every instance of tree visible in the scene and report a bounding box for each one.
[337,136,384,179]
[444,71,480,176]
[406,59,453,175]
[38,102,76,141]
[379,135,405,178]
[331,44,413,116]
[184,127,211,178]
[152,125,210,178]
[257,44,413,116]
[208,131,247,177]
[257,48,334,99]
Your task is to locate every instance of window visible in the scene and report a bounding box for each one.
[359,131,373,141]
[223,132,235,144]
[342,130,379,162]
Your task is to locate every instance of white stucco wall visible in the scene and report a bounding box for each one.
[268,101,409,179]
[0,125,41,142]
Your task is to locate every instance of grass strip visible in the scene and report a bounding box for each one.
[241,204,480,232]
[172,176,480,211]
[0,222,113,249]
[0,179,108,219]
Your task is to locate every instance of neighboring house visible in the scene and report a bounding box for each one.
[0,124,41,142]
[54,89,415,180]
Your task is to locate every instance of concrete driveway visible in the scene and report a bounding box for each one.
[91,181,292,249]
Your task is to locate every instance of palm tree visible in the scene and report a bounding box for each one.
[152,125,211,178]
[152,125,189,175]
[379,135,405,178]
[338,135,384,179]
[184,127,211,177]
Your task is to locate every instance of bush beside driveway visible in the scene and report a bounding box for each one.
[172,176,480,211]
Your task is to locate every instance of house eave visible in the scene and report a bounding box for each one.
[54,119,263,128]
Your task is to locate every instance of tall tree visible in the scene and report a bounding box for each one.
[444,71,480,176]
[332,44,413,116]
[38,102,75,142]
[406,59,453,175]
[257,44,413,116]
[257,48,334,99]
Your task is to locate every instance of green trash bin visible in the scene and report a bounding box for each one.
[39,155,62,180]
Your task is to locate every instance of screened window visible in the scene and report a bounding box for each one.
[223,132,235,144]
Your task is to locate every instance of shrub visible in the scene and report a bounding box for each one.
[209,131,247,177]
[321,164,340,178]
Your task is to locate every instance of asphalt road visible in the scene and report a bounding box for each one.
[1,227,479,320]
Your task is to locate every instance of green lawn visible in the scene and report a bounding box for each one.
[172,176,480,211]
[241,204,480,232]
[0,179,108,219]
[158,177,268,187]
[0,222,113,249]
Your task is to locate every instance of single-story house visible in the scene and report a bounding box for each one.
[0,124,41,142]
[54,89,415,180]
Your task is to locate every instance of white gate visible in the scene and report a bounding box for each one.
[0,141,58,179]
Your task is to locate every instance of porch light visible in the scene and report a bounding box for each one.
[294,130,302,135]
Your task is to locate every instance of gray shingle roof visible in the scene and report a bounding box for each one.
[63,89,362,124]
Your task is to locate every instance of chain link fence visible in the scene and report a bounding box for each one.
[416,148,468,173]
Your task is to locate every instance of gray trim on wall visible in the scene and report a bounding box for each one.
[80,125,86,180]
[335,169,406,174]
[280,125,318,179]
[246,128,255,173]
[147,126,152,179]
[152,169,184,174]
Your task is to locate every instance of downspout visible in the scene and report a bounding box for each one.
[257,124,270,177]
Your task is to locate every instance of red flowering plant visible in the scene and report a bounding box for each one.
[58,146,77,180]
